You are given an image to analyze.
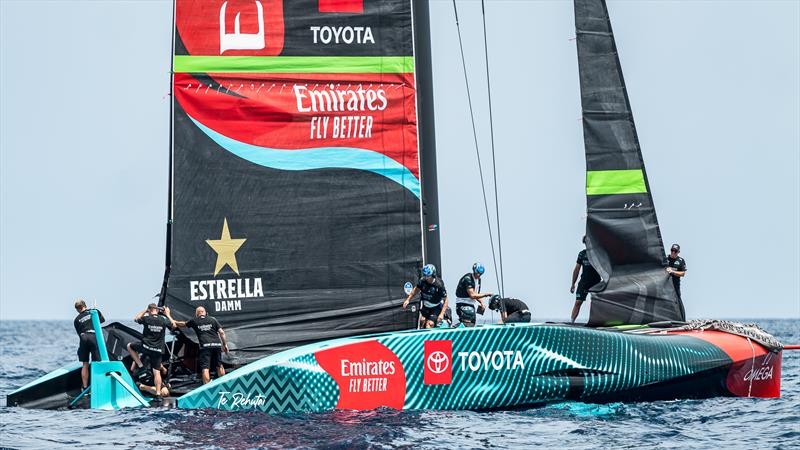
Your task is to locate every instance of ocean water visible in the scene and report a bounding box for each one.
[0,319,797,449]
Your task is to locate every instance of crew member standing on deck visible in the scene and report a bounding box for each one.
[73,299,105,392]
[570,236,601,323]
[455,263,494,327]
[666,243,687,299]
[175,306,229,384]
[127,303,176,397]
[402,264,448,329]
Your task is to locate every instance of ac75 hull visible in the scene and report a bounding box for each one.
[177,323,781,412]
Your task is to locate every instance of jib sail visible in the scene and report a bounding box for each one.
[164,0,438,362]
[574,0,685,325]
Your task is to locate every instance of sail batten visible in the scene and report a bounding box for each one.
[575,0,685,325]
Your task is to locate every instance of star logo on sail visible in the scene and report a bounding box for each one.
[206,218,246,276]
[189,218,264,313]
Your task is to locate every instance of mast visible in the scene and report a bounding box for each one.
[158,0,177,306]
[412,0,442,274]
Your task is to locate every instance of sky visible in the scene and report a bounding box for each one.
[1,0,798,321]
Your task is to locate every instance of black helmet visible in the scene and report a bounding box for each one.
[488,295,502,311]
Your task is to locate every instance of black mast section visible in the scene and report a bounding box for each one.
[158,0,176,306]
[413,0,442,274]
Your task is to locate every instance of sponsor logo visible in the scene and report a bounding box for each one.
[744,353,776,382]
[744,365,774,382]
[220,1,266,54]
[457,351,525,372]
[217,0,284,55]
[424,340,452,385]
[217,391,267,409]
[189,218,264,312]
[403,282,413,295]
[313,1,371,45]
[423,341,526,385]
[426,351,450,374]
[292,84,387,141]
[310,26,374,45]
[316,340,406,410]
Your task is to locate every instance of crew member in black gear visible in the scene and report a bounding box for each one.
[175,306,229,384]
[488,296,531,324]
[455,262,494,327]
[666,243,687,299]
[570,236,601,323]
[402,264,448,329]
[73,299,105,391]
[127,303,176,397]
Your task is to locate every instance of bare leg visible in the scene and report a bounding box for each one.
[570,300,583,323]
[81,362,90,389]
[138,383,169,397]
[153,369,162,396]
[201,368,211,384]
[127,343,143,369]
[217,365,226,378]
[424,319,436,329]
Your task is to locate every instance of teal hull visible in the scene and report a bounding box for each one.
[178,324,780,412]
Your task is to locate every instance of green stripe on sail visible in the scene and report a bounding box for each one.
[586,169,647,195]
[173,56,414,74]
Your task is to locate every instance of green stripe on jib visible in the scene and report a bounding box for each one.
[173,56,415,73]
[586,169,648,195]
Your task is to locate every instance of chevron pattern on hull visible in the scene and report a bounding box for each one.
[178,324,741,413]
[179,354,338,413]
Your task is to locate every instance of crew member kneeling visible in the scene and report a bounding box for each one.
[402,264,448,329]
[489,296,531,324]
[175,306,229,384]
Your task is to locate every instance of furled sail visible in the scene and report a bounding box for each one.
[574,0,685,325]
[165,0,435,362]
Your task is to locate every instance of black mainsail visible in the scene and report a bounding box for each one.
[574,0,685,325]
[163,0,438,362]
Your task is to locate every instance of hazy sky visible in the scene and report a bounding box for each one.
[1,0,798,321]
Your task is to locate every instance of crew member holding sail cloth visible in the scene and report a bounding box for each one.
[402,264,449,329]
[73,299,105,392]
[455,263,494,327]
[570,236,601,323]
[175,306,229,384]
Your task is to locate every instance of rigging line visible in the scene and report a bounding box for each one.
[452,0,500,290]
[481,0,505,297]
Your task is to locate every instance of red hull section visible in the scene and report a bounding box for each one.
[672,330,781,398]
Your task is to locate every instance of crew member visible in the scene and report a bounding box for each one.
[570,236,601,323]
[127,303,176,397]
[73,299,105,392]
[174,306,229,384]
[666,243,687,299]
[455,262,494,327]
[488,296,531,323]
[402,264,448,329]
